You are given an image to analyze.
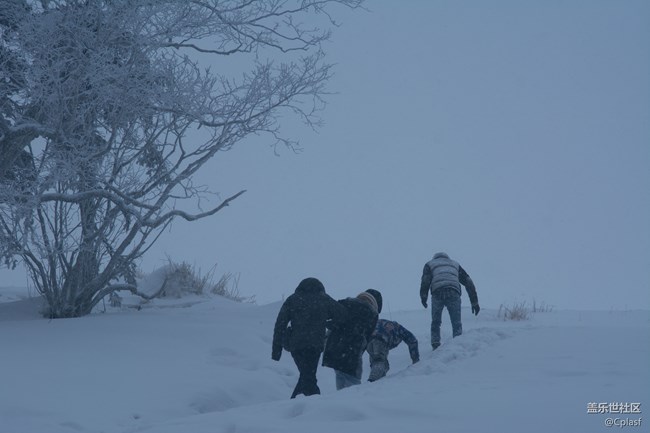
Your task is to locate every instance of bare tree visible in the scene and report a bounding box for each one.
[0,0,362,317]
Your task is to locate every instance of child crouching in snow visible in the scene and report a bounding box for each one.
[366,318,419,382]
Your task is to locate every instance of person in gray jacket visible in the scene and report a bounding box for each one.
[419,252,480,350]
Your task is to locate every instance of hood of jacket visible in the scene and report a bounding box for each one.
[295,277,325,294]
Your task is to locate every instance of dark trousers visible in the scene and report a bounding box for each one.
[334,356,363,390]
[290,348,322,399]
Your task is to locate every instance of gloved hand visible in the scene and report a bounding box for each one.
[421,298,427,308]
[272,349,281,361]
[471,303,480,316]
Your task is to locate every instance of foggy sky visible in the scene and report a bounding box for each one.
[2,1,649,312]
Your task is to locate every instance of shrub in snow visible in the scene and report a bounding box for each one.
[210,272,254,304]
[158,260,254,303]
[498,301,531,321]
[161,262,206,298]
[532,299,554,313]
[109,292,122,308]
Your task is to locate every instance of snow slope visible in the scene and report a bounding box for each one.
[0,289,647,433]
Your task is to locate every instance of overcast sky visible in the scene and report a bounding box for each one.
[2,1,649,312]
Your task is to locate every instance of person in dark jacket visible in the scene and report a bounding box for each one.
[420,252,480,350]
[366,319,419,382]
[272,277,345,399]
[322,289,382,390]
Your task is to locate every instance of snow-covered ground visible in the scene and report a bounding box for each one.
[0,285,647,433]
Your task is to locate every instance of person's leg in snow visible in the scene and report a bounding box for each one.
[335,369,360,389]
[334,356,363,390]
[430,289,445,349]
[290,348,321,398]
[443,289,463,338]
[367,338,390,381]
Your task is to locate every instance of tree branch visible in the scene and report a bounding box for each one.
[88,277,170,313]
[144,189,246,227]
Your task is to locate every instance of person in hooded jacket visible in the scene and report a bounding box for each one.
[420,252,480,350]
[272,277,345,399]
[322,289,382,390]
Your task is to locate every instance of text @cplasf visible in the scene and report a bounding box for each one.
[604,417,643,428]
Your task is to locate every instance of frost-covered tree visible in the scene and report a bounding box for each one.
[0,0,361,318]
